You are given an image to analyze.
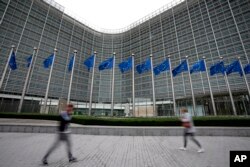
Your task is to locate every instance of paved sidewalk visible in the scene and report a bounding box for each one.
[0,133,250,167]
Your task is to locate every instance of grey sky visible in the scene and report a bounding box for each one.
[55,0,173,30]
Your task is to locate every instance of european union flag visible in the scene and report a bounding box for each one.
[210,61,225,76]
[136,58,151,74]
[172,60,188,77]
[99,57,114,71]
[190,60,206,74]
[153,59,170,75]
[9,51,17,70]
[244,64,250,74]
[226,60,242,75]
[43,53,54,68]
[84,54,94,71]
[119,57,132,73]
[26,55,32,68]
[68,55,74,72]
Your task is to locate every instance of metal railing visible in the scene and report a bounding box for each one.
[43,0,185,34]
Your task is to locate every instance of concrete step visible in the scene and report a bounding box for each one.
[1,124,250,136]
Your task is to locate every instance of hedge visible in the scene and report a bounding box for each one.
[0,112,250,127]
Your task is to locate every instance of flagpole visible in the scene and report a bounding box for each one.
[203,56,217,116]
[150,54,156,116]
[238,56,250,99]
[132,53,135,117]
[111,52,115,116]
[88,51,97,116]
[186,56,196,116]
[17,47,37,113]
[0,45,15,89]
[67,50,77,104]
[221,56,237,115]
[168,55,177,116]
[43,48,57,114]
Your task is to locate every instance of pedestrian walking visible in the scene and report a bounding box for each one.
[179,107,204,153]
[42,103,77,165]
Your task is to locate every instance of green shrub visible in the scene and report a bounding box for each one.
[0,112,250,127]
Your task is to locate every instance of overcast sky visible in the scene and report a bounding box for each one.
[55,0,173,30]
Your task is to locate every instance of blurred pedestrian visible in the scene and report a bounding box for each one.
[42,103,77,165]
[179,107,204,153]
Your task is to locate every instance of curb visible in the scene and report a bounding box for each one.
[1,125,250,136]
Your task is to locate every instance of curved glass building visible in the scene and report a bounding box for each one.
[0,0,249,116]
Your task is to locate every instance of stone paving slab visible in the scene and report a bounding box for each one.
[0,133,250,167]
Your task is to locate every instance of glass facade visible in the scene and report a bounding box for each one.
[0,0,249,116]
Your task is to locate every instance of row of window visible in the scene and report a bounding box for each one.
[1,0,249,102]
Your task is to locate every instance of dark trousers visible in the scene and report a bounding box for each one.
[43,133,72,160]
[183,129,202,148]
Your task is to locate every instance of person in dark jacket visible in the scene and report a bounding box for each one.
[42,104,77,165]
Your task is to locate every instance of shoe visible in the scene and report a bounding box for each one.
[198,148,205,153]
[69,157,77,163]
[179,147,187,151]
[42,159,48,165]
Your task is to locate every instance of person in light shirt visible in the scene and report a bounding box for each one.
[179,107,204,153]
[42,104,77,165]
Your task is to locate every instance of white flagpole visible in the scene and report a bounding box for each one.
[186,56,196,115]
[0,45,15,89]
[111,52,116,116]
[132,53,135,117]
[88,51,97,116]
[238,56,250,99]
[43,48,57,113]
[17,47,37,113]
[67,50,77,104]
[221,57,237,115]
[203,56,217,115]
[168,55,177,116]
[150,54,156,116]
[0,0,11,25]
